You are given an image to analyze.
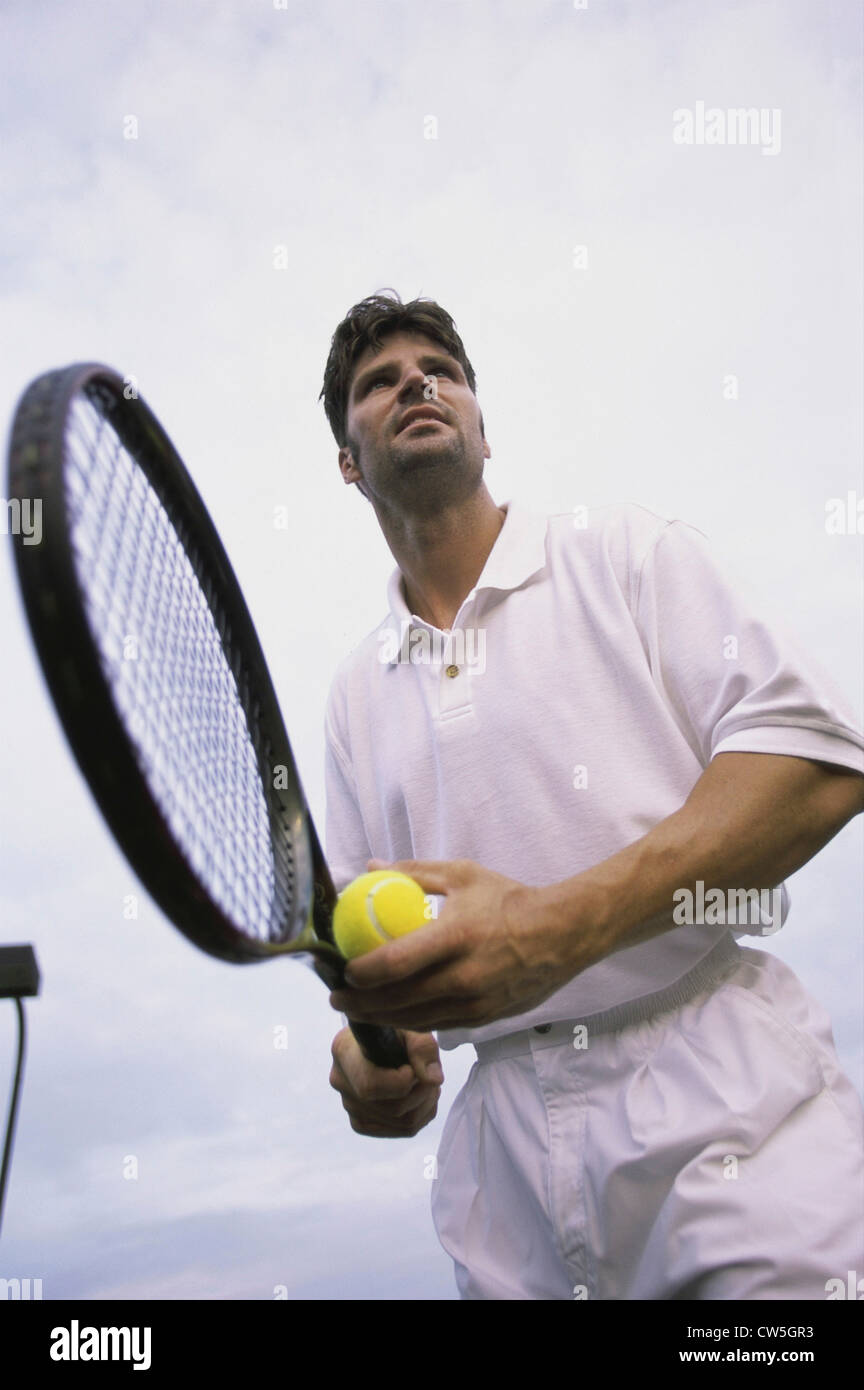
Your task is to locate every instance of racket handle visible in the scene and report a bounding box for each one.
[349,1020,410,1070]
[310,951,410,1069]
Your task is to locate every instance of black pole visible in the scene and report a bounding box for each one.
[0,945,40,1243]
[0,997,26,1242]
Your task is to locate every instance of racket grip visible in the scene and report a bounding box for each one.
[349,1020,410,1070]
[310,951,410,1069]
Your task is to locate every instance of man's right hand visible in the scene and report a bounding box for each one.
[329,1026,443,1137]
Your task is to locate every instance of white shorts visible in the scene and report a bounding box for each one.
[430,940,864,1300]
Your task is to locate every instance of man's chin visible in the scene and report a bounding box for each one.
[392,443,455,471]
[389,455,484,509]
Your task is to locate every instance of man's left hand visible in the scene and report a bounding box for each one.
[328,858,607,1032]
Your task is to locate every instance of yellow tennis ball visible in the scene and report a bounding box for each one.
[333,870,429,960]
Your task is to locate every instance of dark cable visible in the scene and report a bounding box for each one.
[0,998,27,1242]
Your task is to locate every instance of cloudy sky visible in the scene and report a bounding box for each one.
[0,0,861,1300]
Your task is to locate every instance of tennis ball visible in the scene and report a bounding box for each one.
[333,870,429,960]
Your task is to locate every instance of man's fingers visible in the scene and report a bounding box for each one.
[333,991,492,1033]
[330,1026,441,1100]
[330,1034,417,1102]
[331,970,478,1026]
[329,1026,442,1139]
[402,1028,444,1085]
[341,929,452,992]
[340,1079,440,1124]
[347,1094,439,1139]
[366,858,461,896]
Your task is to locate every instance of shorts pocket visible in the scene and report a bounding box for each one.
[621,970,826,1163]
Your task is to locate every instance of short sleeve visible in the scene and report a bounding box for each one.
[633,520,862,940]
[633,520,864,775]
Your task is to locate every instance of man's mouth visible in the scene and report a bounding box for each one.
[398,409,446,432]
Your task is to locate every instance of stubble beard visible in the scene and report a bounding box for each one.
[369,425,484,515]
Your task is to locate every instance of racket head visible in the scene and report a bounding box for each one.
[6,363,342,972]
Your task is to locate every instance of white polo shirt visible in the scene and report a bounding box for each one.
[323,500,864,1050]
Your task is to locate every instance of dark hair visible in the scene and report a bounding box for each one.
[319,289,478,447]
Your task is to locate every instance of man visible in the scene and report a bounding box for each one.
[319,290,864,1300]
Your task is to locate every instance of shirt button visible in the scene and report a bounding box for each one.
[445,664,459,678]
[534,1024,552,1034]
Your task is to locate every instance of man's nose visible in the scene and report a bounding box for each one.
[398,367,432,400]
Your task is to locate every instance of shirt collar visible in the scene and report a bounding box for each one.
[381,499,549,663]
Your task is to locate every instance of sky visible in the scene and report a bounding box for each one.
[0,0,861,1301]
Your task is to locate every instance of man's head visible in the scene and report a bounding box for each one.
[319,290,490,513]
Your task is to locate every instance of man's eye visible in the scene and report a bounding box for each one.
[366,367,451,393]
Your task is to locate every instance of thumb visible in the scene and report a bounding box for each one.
[402,1030,443,1086]
[367,858,457,896]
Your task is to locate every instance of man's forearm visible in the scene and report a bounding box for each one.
[544,752,864,957]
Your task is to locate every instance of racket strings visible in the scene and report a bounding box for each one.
[63,394,289,942]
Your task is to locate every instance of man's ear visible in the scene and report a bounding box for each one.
[338,445,368,499]
[338,445,359,484]
[479,411,491,459]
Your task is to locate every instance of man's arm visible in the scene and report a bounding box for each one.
[546,751,864,958]
[329,751,864,1032]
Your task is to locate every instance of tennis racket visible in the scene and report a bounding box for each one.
[6,362,408,1070]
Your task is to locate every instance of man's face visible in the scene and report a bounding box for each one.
[338,330,491,512]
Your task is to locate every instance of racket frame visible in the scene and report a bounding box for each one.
[7,364,408,1067]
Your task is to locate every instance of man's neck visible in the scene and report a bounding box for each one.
[380,488,507,631]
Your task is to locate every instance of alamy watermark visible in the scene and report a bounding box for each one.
[672,881,782,933]
[825,1270,863,1300]
[673,101,781,157]
[378,620,486,672]
[1,1276,43,1299]
[50,1321,151,1370]
[1,496,42,545]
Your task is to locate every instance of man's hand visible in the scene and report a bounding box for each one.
[329,858,606,1033]
[327,757,864,1035]
[330,1026,443,1138]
